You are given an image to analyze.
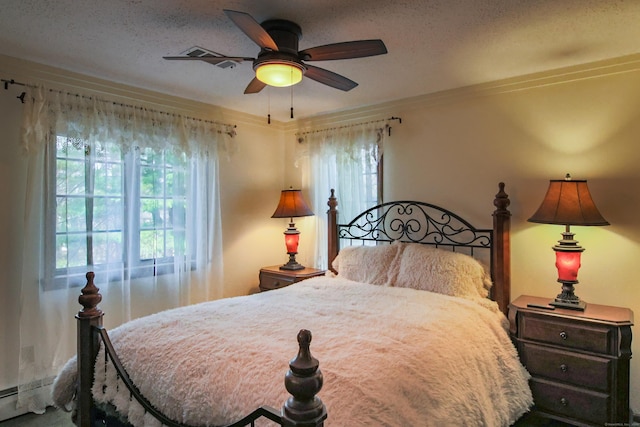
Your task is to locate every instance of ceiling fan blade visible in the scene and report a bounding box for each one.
[244,77,267,94]
[300,40,387,61]
[163,55,254,65]
[304,64,358,91]
[223,10,279,51]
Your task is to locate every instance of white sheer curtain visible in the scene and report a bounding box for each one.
[297,122,387,269]
[17,86,235,413]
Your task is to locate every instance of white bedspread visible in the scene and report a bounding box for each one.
[53,276,532,427]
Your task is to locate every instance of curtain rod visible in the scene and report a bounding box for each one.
[295,116,402,139]
[1,78,237,130]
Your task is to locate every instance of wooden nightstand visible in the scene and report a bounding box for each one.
[509,295,633,427]
[258,265,325,292]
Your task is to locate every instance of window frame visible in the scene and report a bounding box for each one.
[46,138,193,290]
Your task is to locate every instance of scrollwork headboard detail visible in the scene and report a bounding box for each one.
[336,201,492,248]
[327,183,511,314]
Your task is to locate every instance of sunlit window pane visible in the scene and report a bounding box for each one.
[54,139,192,283]
[92,231,123,265]
[65,197,86,233]
[94,161,122,196]
[66,234,87,268]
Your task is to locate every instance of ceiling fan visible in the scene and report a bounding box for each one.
[163,9,388,94]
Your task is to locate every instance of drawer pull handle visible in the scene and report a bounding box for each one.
[559,331,568,340]
[560,397,568,406]
[560,364,568,373]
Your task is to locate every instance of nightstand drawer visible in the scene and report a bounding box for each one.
[530,378,609,425]
[521,343,611,391]
[258,266,325,292]
[259,273,296,291]
[521,313,612,354]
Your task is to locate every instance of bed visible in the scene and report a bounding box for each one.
[52,182,533,427]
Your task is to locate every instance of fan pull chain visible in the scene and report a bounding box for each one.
[290,84,294,119]
[267,87,271,124]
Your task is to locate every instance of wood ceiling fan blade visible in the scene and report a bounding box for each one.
[163,55,254,65]
[304,64,358,91]
[299,40,387,61]
[244,77,267,94]
[223,10,279,51]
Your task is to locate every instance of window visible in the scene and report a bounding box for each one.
[18,85,231,415]
[361,145,383,207]
[50,137,190,288]
[332,142,383,216]
[136,147,189,276]
[356,147,383,248]
[302,124,386,269]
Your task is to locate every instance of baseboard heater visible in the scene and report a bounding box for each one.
[0,377,56,422]
[0,386,18,399]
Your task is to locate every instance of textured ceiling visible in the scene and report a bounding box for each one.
[1,0,640,121]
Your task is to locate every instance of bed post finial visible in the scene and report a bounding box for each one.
[328,189,337,210]
[327,190,338,273]
[76,272,104,427]
[282,329,327,427]
[492,182,511,315]
[78,271,103,318]
[494,182,510,213]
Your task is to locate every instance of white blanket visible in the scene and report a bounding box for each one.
[53,276,532,426]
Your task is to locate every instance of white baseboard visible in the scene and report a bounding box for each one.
[0,390,25,422]
[0,384,53,422]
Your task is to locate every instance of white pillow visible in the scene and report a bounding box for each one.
[394,243,492,299]
[332,244,402,286]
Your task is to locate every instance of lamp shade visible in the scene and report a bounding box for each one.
[527,175,609,226]
[272,189,314,219]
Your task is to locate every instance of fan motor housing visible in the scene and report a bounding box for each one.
[260,19,302,54]
[254,19,306,74]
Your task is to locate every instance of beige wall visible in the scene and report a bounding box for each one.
[2,53,640,417]
[286,58,640,414]
[218,120,290,297]
[0,75,28,414]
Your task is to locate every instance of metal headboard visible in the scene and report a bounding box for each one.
[327,184,512,314]
[337,201,493,256]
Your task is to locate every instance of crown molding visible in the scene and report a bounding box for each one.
[3,52,640,134]
[283,53,640,132]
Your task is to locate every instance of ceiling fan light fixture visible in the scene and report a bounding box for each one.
[166,11,388,94]
[256,62,303,87]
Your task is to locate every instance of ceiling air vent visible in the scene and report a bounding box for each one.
[183,46,239,69]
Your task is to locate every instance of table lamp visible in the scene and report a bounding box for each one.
[528,174,609,310]
[272,189,314,270]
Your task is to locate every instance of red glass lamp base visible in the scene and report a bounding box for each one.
[548,232,586,311]
[280,223,305,270]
